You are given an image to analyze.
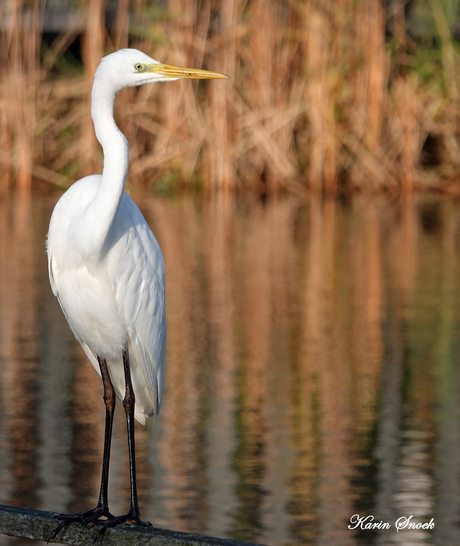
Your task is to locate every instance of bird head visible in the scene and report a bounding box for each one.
[94,48,229,94]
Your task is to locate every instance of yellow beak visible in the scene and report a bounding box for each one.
[146,63,229,80]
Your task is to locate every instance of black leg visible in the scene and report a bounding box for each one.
[96,357,116,515]
[123,348,141,519]
[95,349,152,538]
[48,357,116,540]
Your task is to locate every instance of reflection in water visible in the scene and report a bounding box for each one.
[0,196,40,512]
[0,192,458,545]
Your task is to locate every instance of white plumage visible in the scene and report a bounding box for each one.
[47,50,172,425]
[47,174,165,424]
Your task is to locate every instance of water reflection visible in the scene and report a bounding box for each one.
[0,192,458,545]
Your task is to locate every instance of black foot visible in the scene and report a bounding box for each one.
[48,505,114,542]
[95,507,152,540]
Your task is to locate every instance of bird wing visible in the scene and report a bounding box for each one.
[108,193,166,425]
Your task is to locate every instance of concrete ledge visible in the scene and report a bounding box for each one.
[0,504,267,546]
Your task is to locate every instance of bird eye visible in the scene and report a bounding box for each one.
[135,63,143,71]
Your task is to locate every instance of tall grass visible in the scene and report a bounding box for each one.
[0,0,459,194]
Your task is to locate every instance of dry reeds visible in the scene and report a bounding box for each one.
[0,0,459,194]
[0,0,41,194]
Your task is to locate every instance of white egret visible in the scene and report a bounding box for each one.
[47,48,228,538]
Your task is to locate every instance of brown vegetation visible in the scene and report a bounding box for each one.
[0,0,459,195]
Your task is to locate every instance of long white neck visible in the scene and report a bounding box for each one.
[84,77,129,258]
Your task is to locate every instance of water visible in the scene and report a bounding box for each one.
[0,192,458,545]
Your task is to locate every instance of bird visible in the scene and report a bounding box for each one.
[46,48,228,539]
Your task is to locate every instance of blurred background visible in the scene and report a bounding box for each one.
[2,1,460,546]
